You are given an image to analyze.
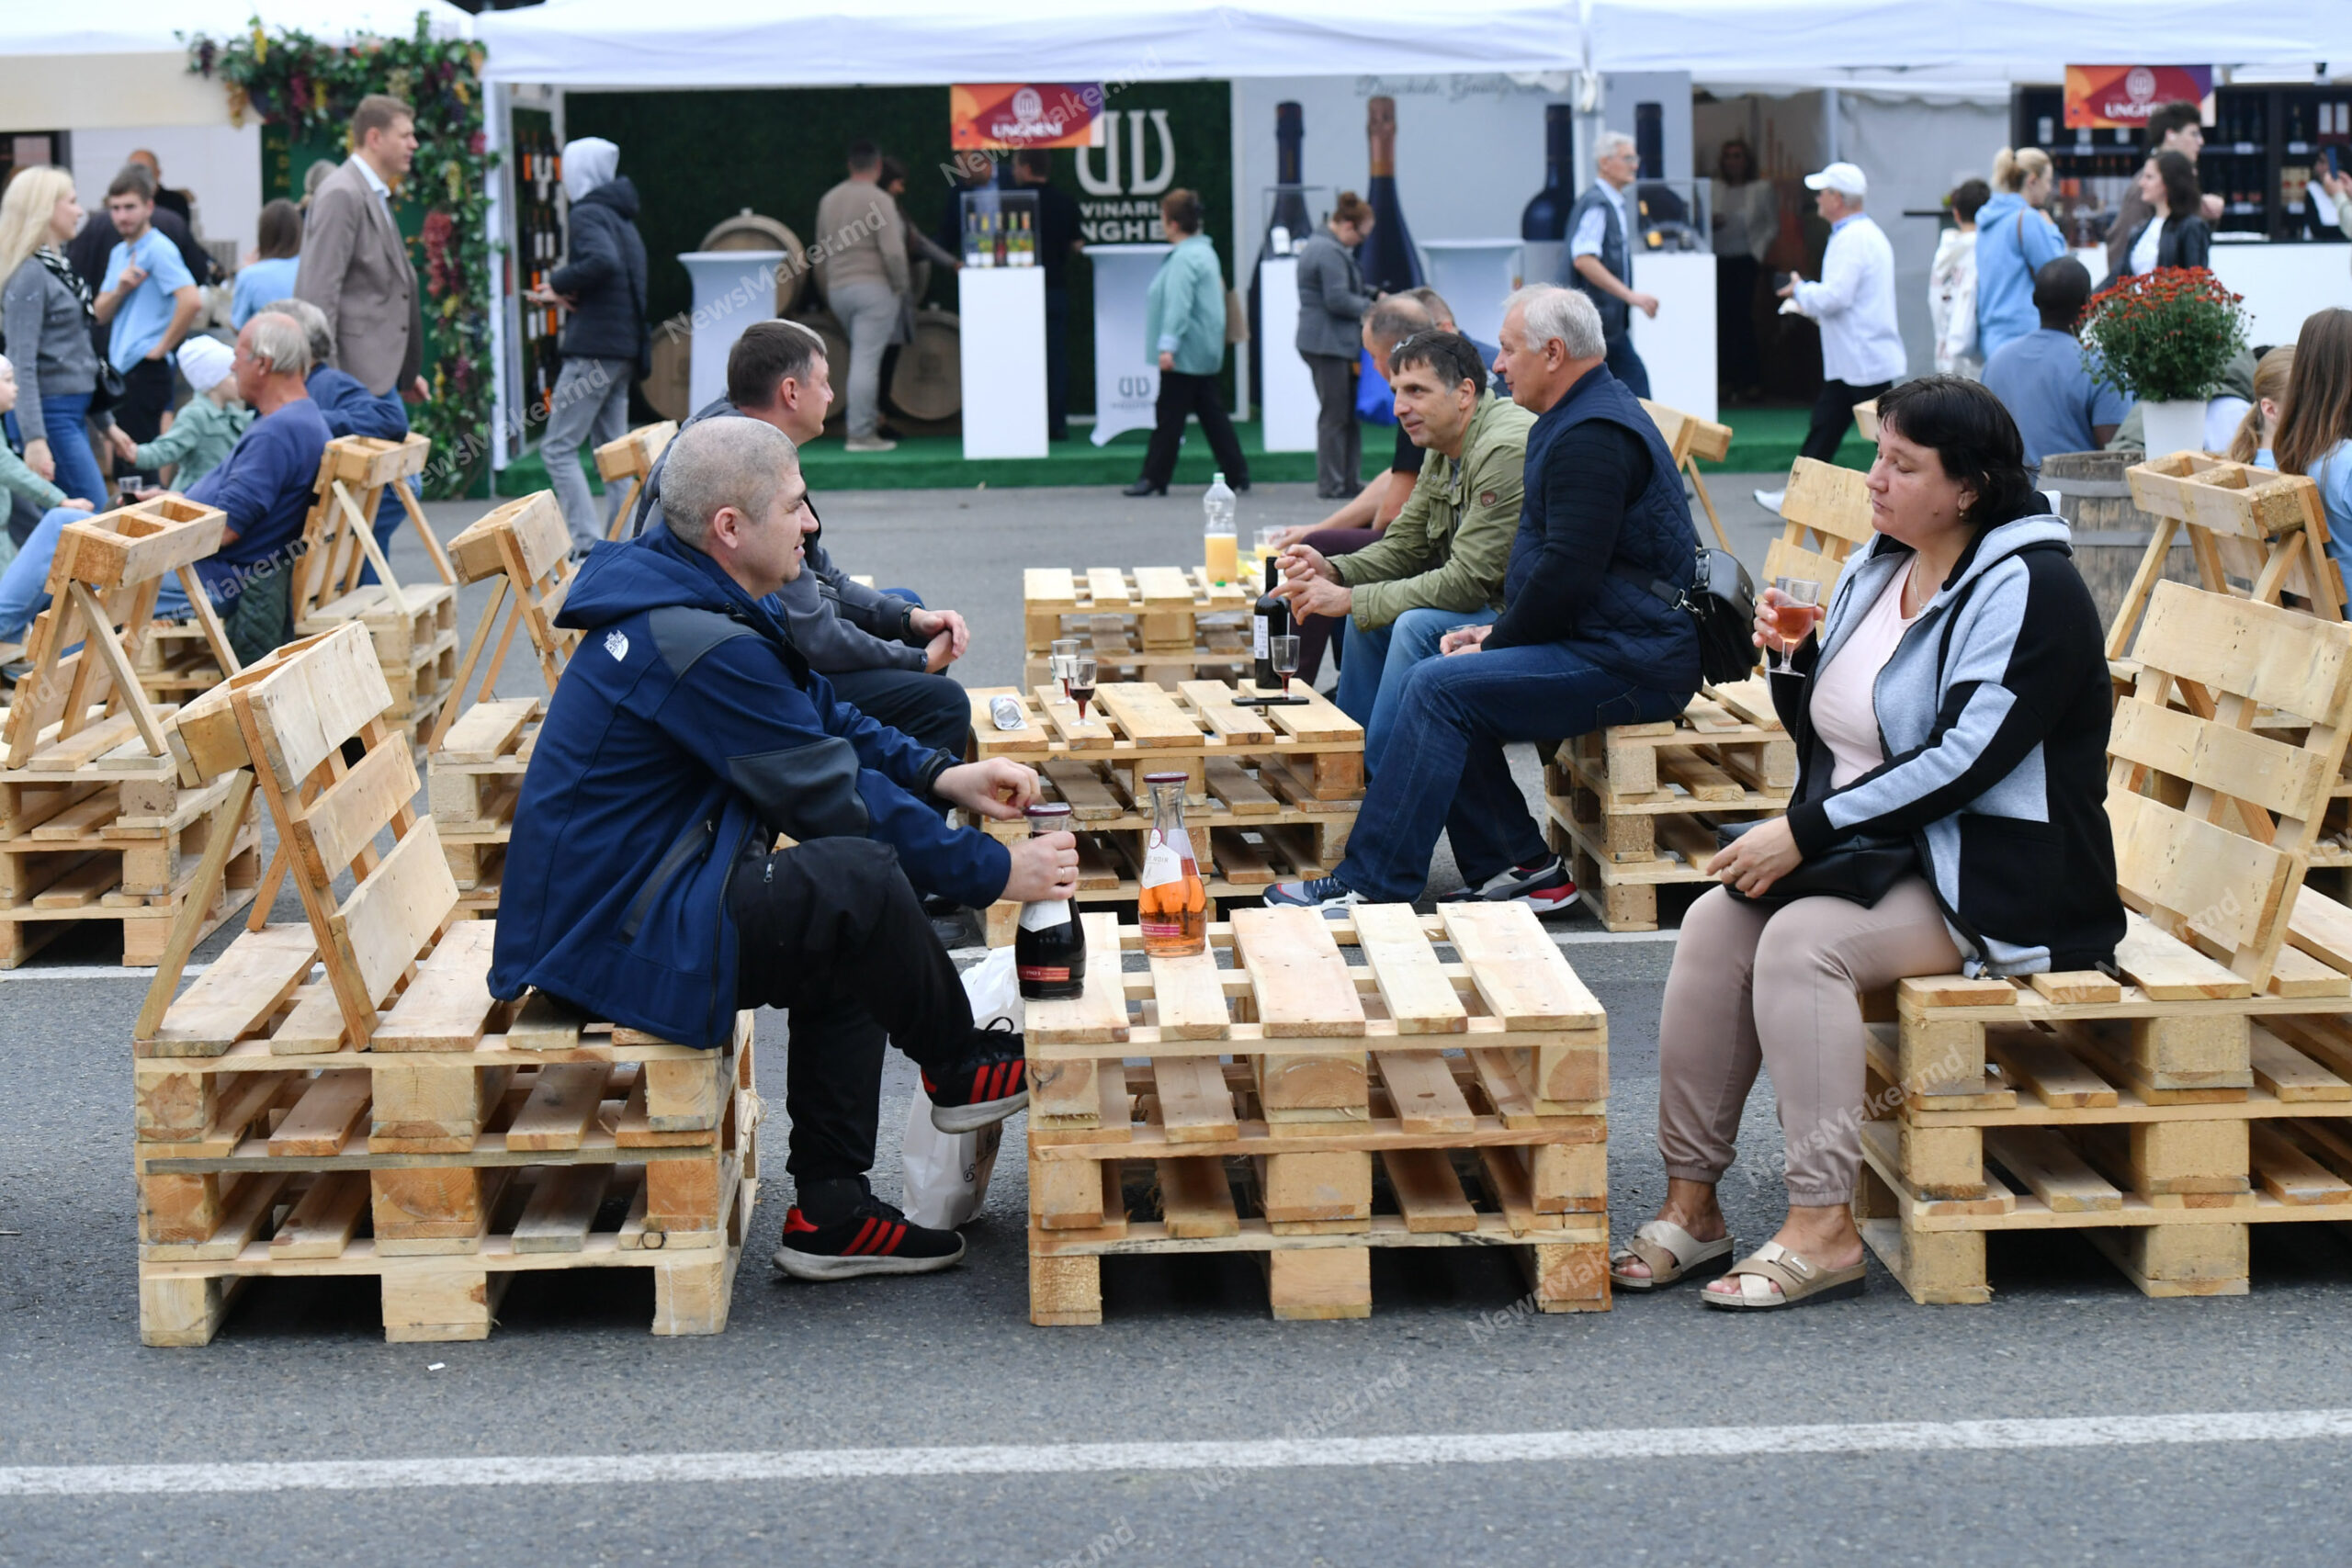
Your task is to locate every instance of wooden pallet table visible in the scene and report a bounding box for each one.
[427,491,578,915]
[967,680,1363,943]
[594,420,676,541]
[1,498,257,965]
[1025,903,1609,1325]
[1543,679,1794,932]
[1862,582,2352,1303]
[1023,567,1254,690]
[135,623,757,1344]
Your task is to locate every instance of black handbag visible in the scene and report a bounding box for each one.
[1715,818,1917,908]
[1616,546,1758,686]
[88,359,126,417]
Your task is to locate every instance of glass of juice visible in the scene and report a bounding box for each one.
[1136,770,1207,956]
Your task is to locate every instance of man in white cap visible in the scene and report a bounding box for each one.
[1754,161,1904,515]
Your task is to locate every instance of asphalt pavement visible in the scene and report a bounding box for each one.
[4,474,2350,1567]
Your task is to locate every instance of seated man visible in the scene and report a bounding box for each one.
[0,313,327,665]
[490,416,1078,1280]
[1980,257,2127,472]
[1277,329,1528,766]
[1269,286,1702,915]
[270,296,411,570]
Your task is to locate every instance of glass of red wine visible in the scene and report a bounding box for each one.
[1050,638,1080,705]
[1768,577,1821,678]
[1271,634,1300,698]
[1068,655,1098,723]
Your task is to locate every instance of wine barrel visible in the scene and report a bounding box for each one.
[698,209,808,316]
[2041,450,2193,635]
[642,317,692,423]
[888,308,963,424]
[792,308,854,427]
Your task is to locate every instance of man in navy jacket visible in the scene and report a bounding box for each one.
[491,416,1079,1280]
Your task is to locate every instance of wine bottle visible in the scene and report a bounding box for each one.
[1269,101,1313,252]
[1357,96,1425,294]
[1521,104,1576,243]
[1015,803,1085,1000]
[1252,552,1290,692]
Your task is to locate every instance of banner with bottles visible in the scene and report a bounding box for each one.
[952,84,1103,150]
[2063,65,2215,130]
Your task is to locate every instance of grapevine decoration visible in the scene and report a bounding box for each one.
[187,14,496,497]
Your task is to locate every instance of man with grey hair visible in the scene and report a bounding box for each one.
[1555,130,1655,399]
[492,414,1080,1282]
[1269,284,1702,912]
[1,312,332,658]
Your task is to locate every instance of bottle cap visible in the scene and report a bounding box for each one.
[1024,802,1072,818]
[1141,771,1188,784]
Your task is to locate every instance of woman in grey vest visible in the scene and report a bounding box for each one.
[1295,192,1376,500]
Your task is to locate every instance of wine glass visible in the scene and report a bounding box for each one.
[1050,637,1080,704]
[1768,577,1821,678]
[1255,526,1283,576]
[1067,655,1098,723]
[1271,634,1300,698]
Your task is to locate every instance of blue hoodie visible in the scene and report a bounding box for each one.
[1971,191,2068,365]
[487,525,1011,1046]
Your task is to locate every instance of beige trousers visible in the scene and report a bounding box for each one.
[1657,878,1962,1206]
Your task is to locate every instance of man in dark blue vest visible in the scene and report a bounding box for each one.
[1554,131,1657,400]
[1268,285,1701,911]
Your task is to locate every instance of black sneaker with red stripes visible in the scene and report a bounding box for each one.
[771,1193,966,1280]
[922,1020,1029,1134]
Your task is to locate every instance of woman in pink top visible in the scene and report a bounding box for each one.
[1610,378,2122,1310]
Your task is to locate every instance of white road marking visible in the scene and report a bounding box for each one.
[6,1409,2350,1496]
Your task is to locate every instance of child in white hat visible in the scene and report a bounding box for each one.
[107,335,252,491]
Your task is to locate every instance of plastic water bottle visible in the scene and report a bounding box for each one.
[1202,472,1238,587]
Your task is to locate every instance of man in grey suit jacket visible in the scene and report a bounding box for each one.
[295,95,427,403]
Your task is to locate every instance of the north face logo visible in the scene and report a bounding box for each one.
[605,630,629,661]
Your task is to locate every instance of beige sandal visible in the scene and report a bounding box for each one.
[1702,1240,1866,1310]
[1610,1219,1736,1292]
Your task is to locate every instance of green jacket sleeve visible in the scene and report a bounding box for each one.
[131,403,217,473]
[1342,442,1523,628]
[0,442,68,510]
[1332,465,1441,627]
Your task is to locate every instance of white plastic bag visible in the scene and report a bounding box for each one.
[899,945,1014,1228]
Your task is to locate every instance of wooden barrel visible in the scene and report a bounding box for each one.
[888,308,963,423]
[792,308,854,427]
[642,316,692,422]
[2041,451,2195,636]
[698,209,808,316]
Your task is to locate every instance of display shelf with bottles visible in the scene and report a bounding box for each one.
[507,109,566,420]
[959,189,1042,270]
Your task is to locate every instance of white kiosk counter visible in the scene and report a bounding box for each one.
[958,266,1048,459]
[1085,243,1172,447]
[1628,251,1717,423]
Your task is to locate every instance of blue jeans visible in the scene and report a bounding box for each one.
[1603,332,1651,400]
[38,395,106,508]
[1333,639,1690,901]
[1335,604,1497,773]
[0,506,78,642]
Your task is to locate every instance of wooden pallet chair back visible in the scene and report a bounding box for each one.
[1639,398,1735,549]
[2109,580,2352,987]
[431,491,579,750]
[594,420,677,542]
[1,497,237,770]
[1766,457,1876,603]
[1853,398,1881,444]
[289,434,452,625]
[2106,453,2343,660]
[163,621,458,1049]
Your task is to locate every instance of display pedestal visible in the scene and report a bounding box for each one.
[958,267,1048,459]
[677,250,786,413]
[1257,255,1317,453]
[1629,252,1717,422]
[1085,243,1172,447]
[2208,241,2350,351]
[1420,240,1521,347]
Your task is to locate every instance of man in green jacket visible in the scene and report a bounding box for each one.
[1123,188,1250,496]
[1279,330,1530,766]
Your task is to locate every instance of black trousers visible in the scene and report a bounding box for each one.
[1715,255,1762,393]
[825,665,971,761]
[1802,378,1893,464]
[1138,368,1250,490]
[114,357,175,456]
[729,838,974,1186]
[1603,331,1652,400]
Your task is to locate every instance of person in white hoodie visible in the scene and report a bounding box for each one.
[1930,178,1989,379]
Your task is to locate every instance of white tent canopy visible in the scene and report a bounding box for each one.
[10,2,473,54]
[474,0,1584,87]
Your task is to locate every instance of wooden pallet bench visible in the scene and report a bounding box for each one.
[0,770,259,965]
[594,420,676,542]
[135,623,757,1344]
[1023,567,1255,690]
[1863,582,2352,1303]
[1025,903,1610,1325]
[1544,679,1794,931]
[1640,399,1734,549]
[968,680,1363,943]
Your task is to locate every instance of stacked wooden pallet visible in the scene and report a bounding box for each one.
[1861,582,2352,1303]
[135,624,754,1344]
[426,492,578,915]
[1026,903,1609,1325]
[1544,680,1794,932]
[967,680,1363,943]
[1023,567,1253,690]
[2,498,258,965]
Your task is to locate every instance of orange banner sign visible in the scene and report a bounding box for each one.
[952,84,1103,150]
[2064,65,2214,130]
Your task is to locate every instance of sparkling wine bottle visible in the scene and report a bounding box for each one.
[1521,104,1576,242]
[1356,96,1425,294]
